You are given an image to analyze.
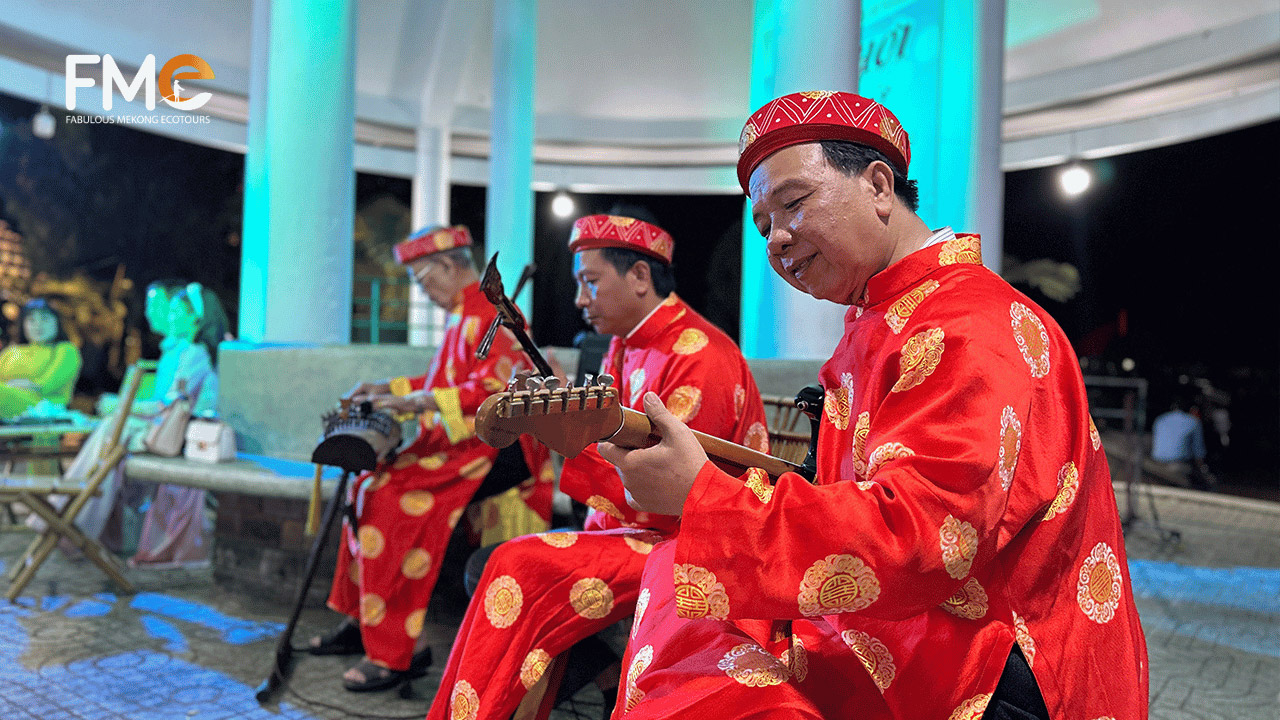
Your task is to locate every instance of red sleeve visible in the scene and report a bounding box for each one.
[675,311,1051,622]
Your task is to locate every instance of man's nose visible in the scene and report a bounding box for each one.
[766,225,793,258]
[574,285,590,309]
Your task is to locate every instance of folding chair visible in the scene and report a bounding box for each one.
[1,366,143,600]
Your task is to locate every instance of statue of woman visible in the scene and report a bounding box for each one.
[0,298,83,419]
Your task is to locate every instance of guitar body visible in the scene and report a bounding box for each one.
[475,379,801,479]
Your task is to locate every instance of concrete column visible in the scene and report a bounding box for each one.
[741,0,859,359]
[409,124,450,348]
[239,0,356,344]
[486,0,538,319]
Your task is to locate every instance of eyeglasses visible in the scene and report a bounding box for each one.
[408,263,442,282]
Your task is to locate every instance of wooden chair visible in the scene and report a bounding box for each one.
[1,365,144,600]
[761,394,813,465]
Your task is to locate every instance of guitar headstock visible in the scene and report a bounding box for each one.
[476,374,622,457]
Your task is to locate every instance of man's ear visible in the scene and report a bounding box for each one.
[627,260,653,296]
[865,160,896,217]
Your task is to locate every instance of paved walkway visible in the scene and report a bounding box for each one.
[1,480,1276,719]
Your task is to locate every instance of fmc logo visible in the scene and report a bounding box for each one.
[65,54,215,112]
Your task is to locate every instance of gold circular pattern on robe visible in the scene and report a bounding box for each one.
[851,412,871,477]
[347,560,361,585]
[392,453,419,470]
[1089,417,1102,451]
[865,441,915,480]
[366,471,392,491]
[420,453,448,470]
[625,645,654,712]
[360,593,386,627]
[464,316,480,345]
[672,328,710,355]
[1012,610,1036,668]
[998,406,1023,491]
[673,563,730,620]
[780,635,808,683]
[947,693,992,720]
[399,490,436,516]
[841,629,896,692]
[632,588,650,636]
[484,575,524,629]
[538,461,556,482]
[401,548,432,580]
[447,506,465,529]
[825,374,853,430]
[404,608,426,639]
[664,385,703,423]
[1010,302,1051,379]
[482,376,505,392]
[585,495,625,521]
[892,327,945,393]
[716,643,789,687]
[536,531,578,548]
[744,468,774,504]
[449,679,480,720]
[798,554,880,616]
[940,515,979,579]
[745,421,769,453]
[734,384,746,419]
[1043,461,1080,521]
[460,457,493,481]
[358,526,386,560]
[520,648,552,689]
[569,577,615,620]
[628,368,646,405]
[1077,542,1122,624]
[885,279,941,334]
[623,534,655,554]
[937,235,983,266]
[940,577,989,620]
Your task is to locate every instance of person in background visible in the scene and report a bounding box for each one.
[96,279,190,418]
[1150,387,1215,490]
[309,225,553,693]
[0,298,82,419]
[128,283,226,566]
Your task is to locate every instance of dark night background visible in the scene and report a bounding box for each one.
[1,91,1276,487]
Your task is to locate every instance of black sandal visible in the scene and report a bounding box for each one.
[308,621,364,656]
[342,648,432,693]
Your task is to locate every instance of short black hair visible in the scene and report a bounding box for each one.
[598,247,675,298]
[819,140,920,212]
[17,297,70,344]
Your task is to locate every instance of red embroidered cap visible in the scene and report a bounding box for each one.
[394,225,472,264]
[736,90,910,192]
[568,215,674,264]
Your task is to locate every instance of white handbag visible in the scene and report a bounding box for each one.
[184,418,237,463]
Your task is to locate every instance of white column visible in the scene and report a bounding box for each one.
[741,0,860,360]
[239,0,356,344]
[409,125,450,348]
[485,0,538,319]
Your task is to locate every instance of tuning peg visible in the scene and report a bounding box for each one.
[582,374,594,388]
[543,376,562,391]
[597,373,614,388]
[525,376,545,392]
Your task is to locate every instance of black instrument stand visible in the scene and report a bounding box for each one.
[255,469,353,703]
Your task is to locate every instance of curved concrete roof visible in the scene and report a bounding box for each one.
[1,0,1276,191]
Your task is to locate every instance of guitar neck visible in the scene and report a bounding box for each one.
[612,406,800,479]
